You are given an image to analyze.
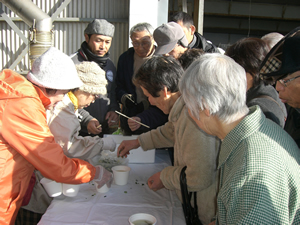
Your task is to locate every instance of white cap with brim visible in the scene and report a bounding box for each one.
[154,22,189,55]
[27,47,83,90]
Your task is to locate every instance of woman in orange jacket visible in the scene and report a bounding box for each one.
[0,47,112,224]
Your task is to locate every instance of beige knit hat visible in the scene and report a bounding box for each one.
[76,61,107,96]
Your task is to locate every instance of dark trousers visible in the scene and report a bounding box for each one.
[15,208,43,225]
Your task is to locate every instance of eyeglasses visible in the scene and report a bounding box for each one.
[131,41,152,48]
[94,94,100,99]
[278,75,300,87]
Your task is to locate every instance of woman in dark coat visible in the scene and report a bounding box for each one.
[226,37,287,127]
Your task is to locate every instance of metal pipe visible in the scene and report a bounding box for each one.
[0,0,52,30]
[29,27,54,66]
[0,0,53,67]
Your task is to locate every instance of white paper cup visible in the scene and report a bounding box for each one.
[112,165,131,185]
[96,183,110,193]
[129,213,157,225]
[62,183,80,197]
[40,178,62,197]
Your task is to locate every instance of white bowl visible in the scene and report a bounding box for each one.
[40,178,62,197]
[96,183,110,193]
[129,213,157,225]
[62,183,80,197]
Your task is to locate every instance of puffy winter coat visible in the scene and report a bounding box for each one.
[47,94,105,159]
[0,70,95,224]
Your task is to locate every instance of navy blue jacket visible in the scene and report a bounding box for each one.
[116,47,168,135]
[71,43,119,135]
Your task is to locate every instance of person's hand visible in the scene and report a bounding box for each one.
[87,118,102,134]
[128,117,141,131]
[147,172,164,191]
[102,137,116,152]
[105,111,119,127]
[121,94,136,109]
[117,139,140,157]
[93,165,113,188]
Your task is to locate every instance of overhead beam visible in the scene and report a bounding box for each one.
[203,14,300,34]
[204,0,300,21]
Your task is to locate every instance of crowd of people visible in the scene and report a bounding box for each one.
[0,11,299,225]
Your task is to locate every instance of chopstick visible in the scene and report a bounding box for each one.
[125,95,136,104]
[115,110,150,128]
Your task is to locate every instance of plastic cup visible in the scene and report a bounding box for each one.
[40,178,62,197]
[62,183,80,197]
[112,165,131,185]
[96,183,110,193]
[129,213,157,225]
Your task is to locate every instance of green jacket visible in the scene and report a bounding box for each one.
[217,105,300,224]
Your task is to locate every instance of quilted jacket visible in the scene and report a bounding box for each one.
[0,70,95,224]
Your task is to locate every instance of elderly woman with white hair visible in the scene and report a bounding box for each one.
[179,53,300,224]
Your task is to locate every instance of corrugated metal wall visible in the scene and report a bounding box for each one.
[0,0,129,73]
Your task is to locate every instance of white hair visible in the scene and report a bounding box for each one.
[179,53,249,124]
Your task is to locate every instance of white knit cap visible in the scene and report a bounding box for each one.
[76,61,107,95]
[27,47,83,90]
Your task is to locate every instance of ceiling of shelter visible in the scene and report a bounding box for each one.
[201,0,300,36]
[170,0,300,47]
[234,0,300,6]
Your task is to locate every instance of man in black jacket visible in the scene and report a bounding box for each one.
[116,22,168,135]
[171,11,220,53]
[71,19,119,136]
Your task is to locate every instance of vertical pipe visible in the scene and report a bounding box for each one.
[29,22,54,66]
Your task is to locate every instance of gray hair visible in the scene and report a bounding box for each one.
[179,53,249,124]
[130,22,154,37]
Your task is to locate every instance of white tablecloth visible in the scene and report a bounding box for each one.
[38,150,185,225]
